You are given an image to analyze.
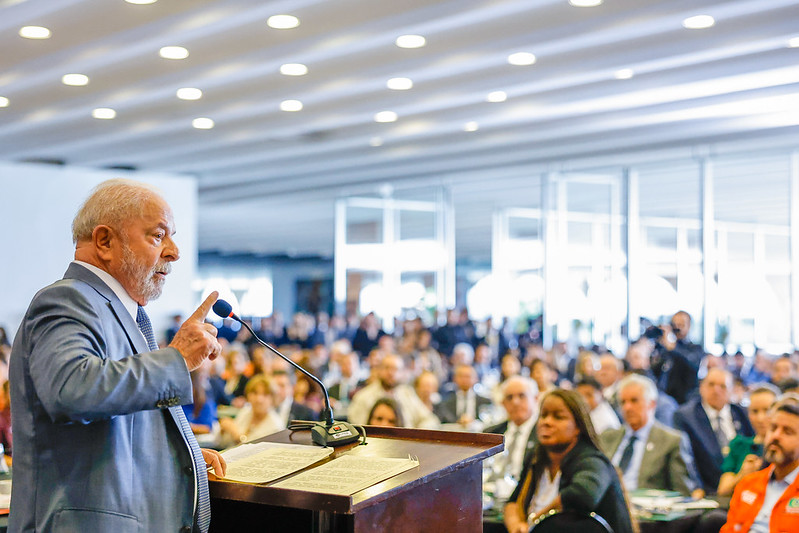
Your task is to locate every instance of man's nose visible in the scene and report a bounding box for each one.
[164,237,180,261]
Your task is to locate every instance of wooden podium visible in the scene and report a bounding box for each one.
[209,426,503,533]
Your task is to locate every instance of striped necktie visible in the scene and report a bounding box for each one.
[137,306,211,533]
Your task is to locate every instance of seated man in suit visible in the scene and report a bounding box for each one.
[485,376,539,483]
[675,367,754,494]
[272,369,318,424]
[599,374,697,496]
[435,363,493,429]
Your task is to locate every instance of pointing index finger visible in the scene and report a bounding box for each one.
[190,291,219,322]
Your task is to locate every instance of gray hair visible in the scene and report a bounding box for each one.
[452,342,475,364]
[500,375,539,400]
[72,179,160,244]
[618,373,659,403]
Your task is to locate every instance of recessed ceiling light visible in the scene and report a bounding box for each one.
[614,68,634,80]
[267,15,300,29]
[387,77,413,90]
[508,52,536,66]
[569,0,603,6]
[395,35,426,49]
[176,87,202,100]
[92,108,116,119]
[0,97,8,108]
[280,99,303,112]
[280,63,308,76]
[374,111,398,123]
[159,46,189,59]
[463,121,479,132]
[370,137,384,147]
[62,73,89,86]
[125,0,158,4]
[19,26,51,39]
[789,36,799,48]
[192,117,214,129]
[487,91,507,103]
[682,15,715,29]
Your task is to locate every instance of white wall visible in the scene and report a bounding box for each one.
[0,162,197,344]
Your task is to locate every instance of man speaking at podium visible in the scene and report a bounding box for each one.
[9,179,226,532]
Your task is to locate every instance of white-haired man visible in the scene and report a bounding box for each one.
[485,376,540,480]
[9,179,225,532]
[484,376,539,506]
[599,374,697,496]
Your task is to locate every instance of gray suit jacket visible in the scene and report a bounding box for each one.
[599,421,693,495]
[9,263,197,532]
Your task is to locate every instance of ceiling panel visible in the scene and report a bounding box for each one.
[2,0,798,262]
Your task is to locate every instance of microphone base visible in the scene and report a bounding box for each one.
[311,421,361,447]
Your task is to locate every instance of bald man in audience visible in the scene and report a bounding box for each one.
[674,368,754,493]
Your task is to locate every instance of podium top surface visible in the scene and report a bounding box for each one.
[209,426,503,514]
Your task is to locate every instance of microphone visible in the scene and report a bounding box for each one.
[212,299,361,447]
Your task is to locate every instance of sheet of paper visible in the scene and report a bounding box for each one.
[218,442,334,483]
[271,454,419,495]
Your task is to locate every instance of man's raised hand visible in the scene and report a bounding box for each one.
[169,291,222,371]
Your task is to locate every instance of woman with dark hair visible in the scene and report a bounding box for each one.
[367,397,404,428]
[504,389,634,533]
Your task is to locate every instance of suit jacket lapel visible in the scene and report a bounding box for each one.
[63,263,150,355]
[605,428,625,457]
[639,425,662,483]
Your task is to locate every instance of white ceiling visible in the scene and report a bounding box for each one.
[2,0,799,263]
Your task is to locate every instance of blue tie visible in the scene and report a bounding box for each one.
[137,306,211,533]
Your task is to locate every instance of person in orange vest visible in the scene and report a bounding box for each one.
[721,395,799,533]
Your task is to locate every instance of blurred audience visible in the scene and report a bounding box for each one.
[367,398,403,427]
[218,374,284,448]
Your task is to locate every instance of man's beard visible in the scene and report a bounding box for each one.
[121,242,169,303]
[765,443,788,465]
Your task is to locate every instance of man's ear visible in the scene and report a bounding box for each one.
[93,225,116,261]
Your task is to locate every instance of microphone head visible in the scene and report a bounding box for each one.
[212,299,234,320]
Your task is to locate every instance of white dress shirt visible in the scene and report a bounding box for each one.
[590,400,621,435]
[505,417,536,480]
[701,402,736,445]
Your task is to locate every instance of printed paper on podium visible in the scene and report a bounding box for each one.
[217,442,334,484]
[271,454,419,495]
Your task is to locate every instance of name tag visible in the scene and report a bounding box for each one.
[741,490,757,505]
[786,498,799,514]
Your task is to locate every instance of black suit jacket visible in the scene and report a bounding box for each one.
[434,390,492,424]
[652,340,704,404]
[674,399,753,492]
